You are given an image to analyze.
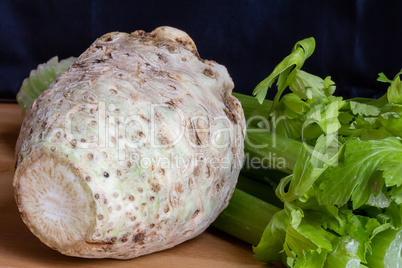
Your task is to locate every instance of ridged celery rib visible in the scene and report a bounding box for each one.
[244,129,302,175]
[236,175,283,208]
[233,92,272,127]
[234,92,302,177]
[212,189,280,246]
[212,93,301,247]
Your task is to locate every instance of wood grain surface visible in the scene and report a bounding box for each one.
[0,103,275,268]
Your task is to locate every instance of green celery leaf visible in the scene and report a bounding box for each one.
[380,161,402,187]
[378,69,402,106]
[320,137,402,209]
[319,98,344,135]
[281,202,338,266]
[367,204,402,267]
[269,107,305,140]
[255,176,349,265]
[366,191,391,208]
[293,250,327,268]
[282,93,310,119]
[350,115,379,130]
[253,209,288,263]
[303,97,344,136]
[346,214,380,262]
[377,112,402,138]
[323,76,336,96]
[359,127,394,141]
[287,203,333,253]
[387,74,402,105]
[253,201,337,264]
[349,101,381,117]
[367,227,402,268]
[377,72,394,84]
[331,209,381,263]
[276,134,342,203]
[389,187,402,205]
[253,37,315,104]
[289,70,335,101]
[338,111,355,125]
[324,236,362,268]
[381,202,402,229]
[285,223,321,257]
[292,191,343,231]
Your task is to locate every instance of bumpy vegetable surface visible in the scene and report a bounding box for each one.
[13,26,245,259]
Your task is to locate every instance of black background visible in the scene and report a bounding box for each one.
[2,0,402,101]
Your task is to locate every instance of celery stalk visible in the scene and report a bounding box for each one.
[236,175,283,208]
[233,92,272,128]
[234,92,303,174]
[244,128,302,174]
[239,167,286,185]
[212,189,281,246]
[366,228,402,267]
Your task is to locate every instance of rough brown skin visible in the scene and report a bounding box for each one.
[13,26,245,259]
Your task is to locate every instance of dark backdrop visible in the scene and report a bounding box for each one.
[2,0,402,100]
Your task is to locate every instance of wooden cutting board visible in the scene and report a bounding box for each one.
[0,103,275,268]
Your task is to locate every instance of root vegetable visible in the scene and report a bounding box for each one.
[13,26,245,259]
